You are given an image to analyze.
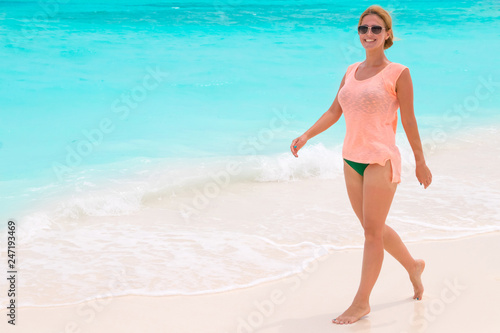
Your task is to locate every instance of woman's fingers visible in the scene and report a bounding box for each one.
[424,171,432,188]
[290,139,298,157]
[421,175,432,189]
[291,136,308,158]
[417,166,432,189]
[290,138,301,157]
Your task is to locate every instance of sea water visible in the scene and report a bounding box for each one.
[0,0,499,307]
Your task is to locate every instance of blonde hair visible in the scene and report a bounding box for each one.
[358,5,394,50]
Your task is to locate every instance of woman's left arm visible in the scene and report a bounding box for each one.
[397,68,433,189]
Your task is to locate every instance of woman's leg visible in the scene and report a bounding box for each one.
[341,160,425,302]
[334,160,397,324]
[383,227,425,300]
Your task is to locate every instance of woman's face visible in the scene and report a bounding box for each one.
[358,14,389,50]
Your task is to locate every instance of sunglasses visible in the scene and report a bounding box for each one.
[357,25,385,34]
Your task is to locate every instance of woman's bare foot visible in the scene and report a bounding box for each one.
[410,259,425,300]
[332,302,370,325]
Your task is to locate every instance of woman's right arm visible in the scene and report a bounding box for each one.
[290,73,346,157]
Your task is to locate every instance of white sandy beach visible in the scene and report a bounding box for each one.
[1,231,500,333]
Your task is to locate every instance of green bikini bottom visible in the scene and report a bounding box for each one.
[343,158,370,176]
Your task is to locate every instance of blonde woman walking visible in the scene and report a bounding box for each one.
[290,5,432,325]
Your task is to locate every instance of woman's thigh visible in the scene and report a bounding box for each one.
[362,160,397,234]
[343,160,364,226]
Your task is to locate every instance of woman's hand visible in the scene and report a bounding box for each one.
[290,135,308,157]
[416,161,432,189]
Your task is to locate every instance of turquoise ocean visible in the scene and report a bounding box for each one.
[1,0,499,307]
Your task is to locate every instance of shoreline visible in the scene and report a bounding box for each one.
[2,231,500,332]
[4,122,499,223]
[5,228,499,310]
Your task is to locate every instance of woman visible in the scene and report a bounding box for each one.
[290,5,432,325]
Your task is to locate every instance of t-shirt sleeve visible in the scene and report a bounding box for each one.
[383,64,409,97]
[344,62,357,78]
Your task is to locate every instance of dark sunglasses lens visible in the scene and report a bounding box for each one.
[372,26,383,34]
[358,26,368,34]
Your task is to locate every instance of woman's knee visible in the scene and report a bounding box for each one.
[362,219,385,239]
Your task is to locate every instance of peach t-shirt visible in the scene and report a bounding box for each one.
[337,61,408,184]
